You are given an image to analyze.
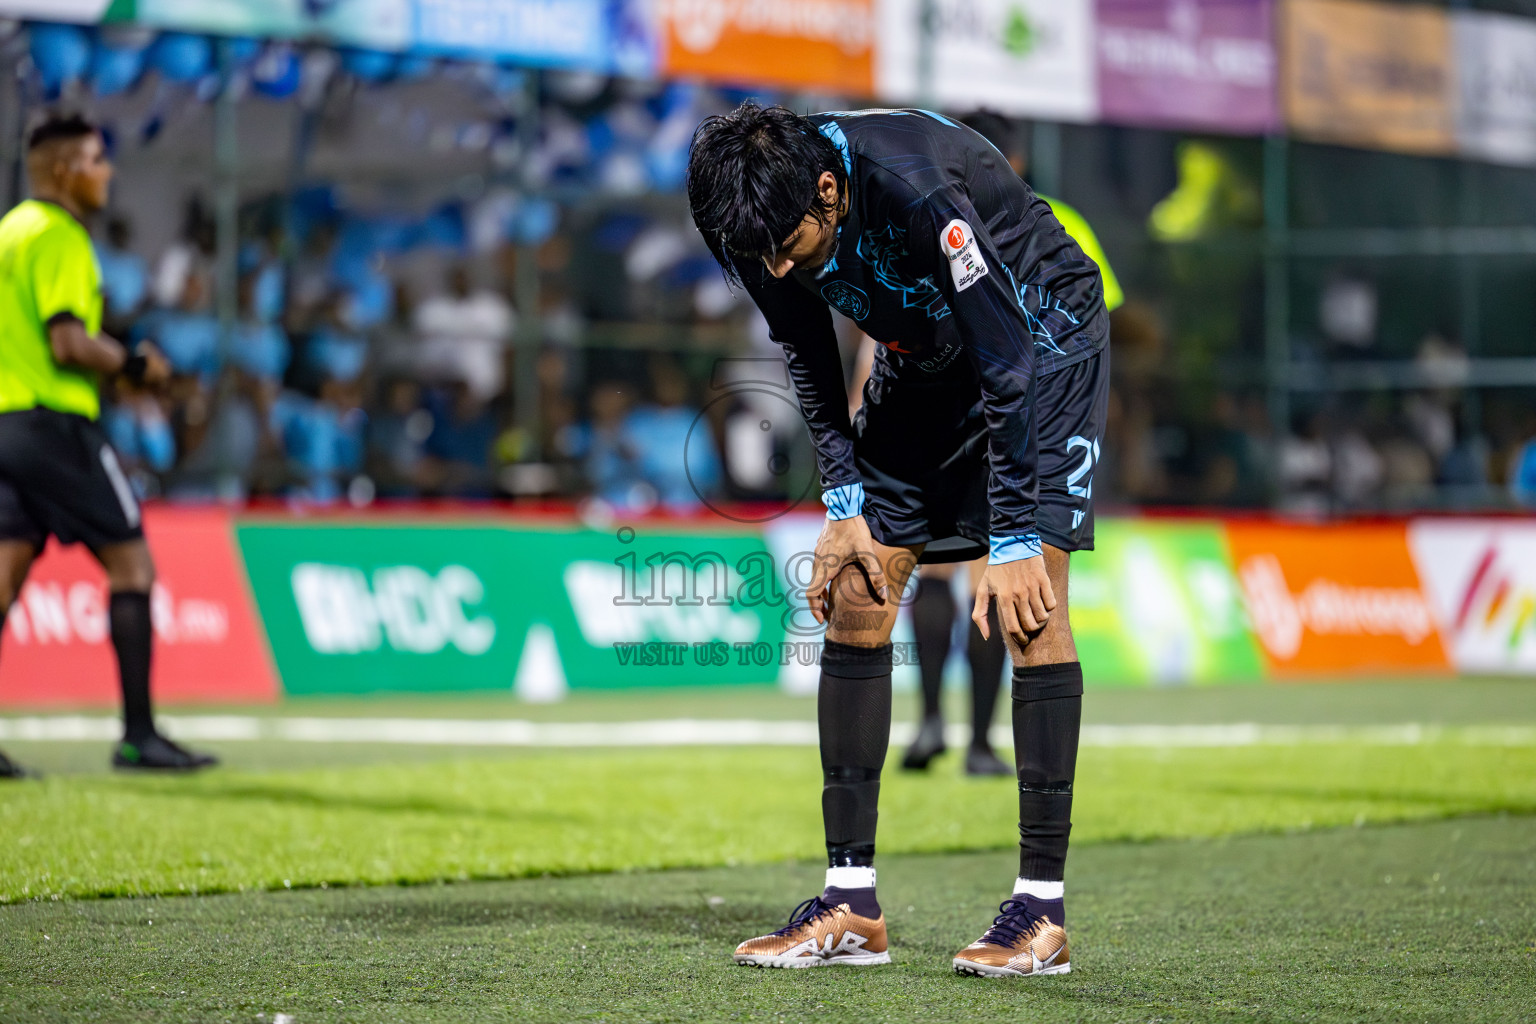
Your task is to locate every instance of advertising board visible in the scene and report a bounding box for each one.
[1281,0,1456,156]
[1454,11,1536,166]
[0,508,277,707]
[876,0,1097,121]
[236,520,791,696]
[657,0,875,94]
[1097,0,1277,134]
[1408,520,1536,676]
[1070,519,1264,685]
[1225,521,1449,676]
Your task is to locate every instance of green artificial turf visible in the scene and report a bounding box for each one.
[1,741,1533,902]
[2,815,1531,1023]
[8,676,1536,727]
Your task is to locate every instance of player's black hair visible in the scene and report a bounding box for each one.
[27,112,98,151]
[686,101,848,285]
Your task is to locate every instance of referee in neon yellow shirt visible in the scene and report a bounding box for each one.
[0,113,215,777]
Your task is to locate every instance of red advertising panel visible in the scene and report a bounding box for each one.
[1225,521,1451,676]
[0,506,277,706]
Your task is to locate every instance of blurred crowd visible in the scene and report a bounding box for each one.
[1105,307,1536,514]
[92,189,1536,516]
[93,191,740,512]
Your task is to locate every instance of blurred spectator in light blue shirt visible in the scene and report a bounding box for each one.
[134,271,220,380]
[231,272,293,384]
[102,380,175,498]
[95,217,148,333]
[561,380,646,509]
[625,359,719,513]
[273,377,367,504]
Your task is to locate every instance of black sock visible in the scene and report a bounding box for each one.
[819,640,893,868]
[822,884,881,918]
[910,575,954,720]
[1012,662,1083,882]
[968,606,1007,749]
[1023,895,1066,928]
[110,591,155,743]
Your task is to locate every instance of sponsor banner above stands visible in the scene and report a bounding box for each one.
[657,0,874,94]
[0,508,277,707]
[877,0,1097,121]
[0,0,110,21]
[1225,522,1448,676]
[1453,11,1536,167]
[1408,520,1536,676]
[236,521,789,696]
[1070,519,1264,685]
[102,0,412,50]
[101,0,654,71]
[1097,0,1277,134]
[1280,0,1456,156]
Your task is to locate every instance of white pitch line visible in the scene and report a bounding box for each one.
[0,716,1533,748]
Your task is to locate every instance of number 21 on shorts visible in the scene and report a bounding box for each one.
[1066,435,1099,531]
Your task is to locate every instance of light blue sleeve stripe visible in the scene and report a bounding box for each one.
[822,482,866,520]
[988,533,1043,565]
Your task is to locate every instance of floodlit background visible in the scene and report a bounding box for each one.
[0,3,1533,1022]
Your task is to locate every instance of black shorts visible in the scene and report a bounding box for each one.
[855,350,1109,564]
[0,407,144,551]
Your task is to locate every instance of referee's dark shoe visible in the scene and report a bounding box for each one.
[0,748,38,779]
[112,734,219,771]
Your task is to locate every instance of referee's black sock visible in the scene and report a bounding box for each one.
[968,606,1007,749]
[110,591,155,743]
[910,574,954,720]
[1012,661,1083,884]
[819,640,892,882]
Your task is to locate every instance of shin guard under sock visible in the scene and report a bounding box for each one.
[968,606,1007,747]
[910,575,954,719]
[110,591,155,743]
[1011,661,1083,881]
[819,640,893,867]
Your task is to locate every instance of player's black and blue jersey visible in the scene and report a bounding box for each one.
[734,108,1108,554]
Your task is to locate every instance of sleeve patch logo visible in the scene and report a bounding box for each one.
[940,218,988,292]
[821,280,870,320]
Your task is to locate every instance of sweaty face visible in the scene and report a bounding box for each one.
[763,210,839,278]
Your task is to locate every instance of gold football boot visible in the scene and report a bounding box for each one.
[734,895,890,968]
[952,897,1070,977]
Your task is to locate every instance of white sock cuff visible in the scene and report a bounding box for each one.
[825,866,876,890]
[1013,878,1064,900]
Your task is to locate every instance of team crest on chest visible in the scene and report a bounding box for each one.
[821,280,870,320]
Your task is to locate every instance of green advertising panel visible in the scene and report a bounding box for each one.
[1071,519,1264,685]
[236,521,790,696]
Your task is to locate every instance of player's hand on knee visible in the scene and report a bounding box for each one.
[807,516,889,625]
[973,557,1056,646]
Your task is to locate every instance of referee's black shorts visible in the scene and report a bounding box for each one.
[855,349,1110,565]
[0,407,144,552]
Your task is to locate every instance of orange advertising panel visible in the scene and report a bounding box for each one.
[1282,0,1455,155]
[1225,521,1450,676]
[0,506,278,707]
[658,0,874,94]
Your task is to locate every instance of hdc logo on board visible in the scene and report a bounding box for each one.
[289,563,496,656]
[1410,522,1536,674]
